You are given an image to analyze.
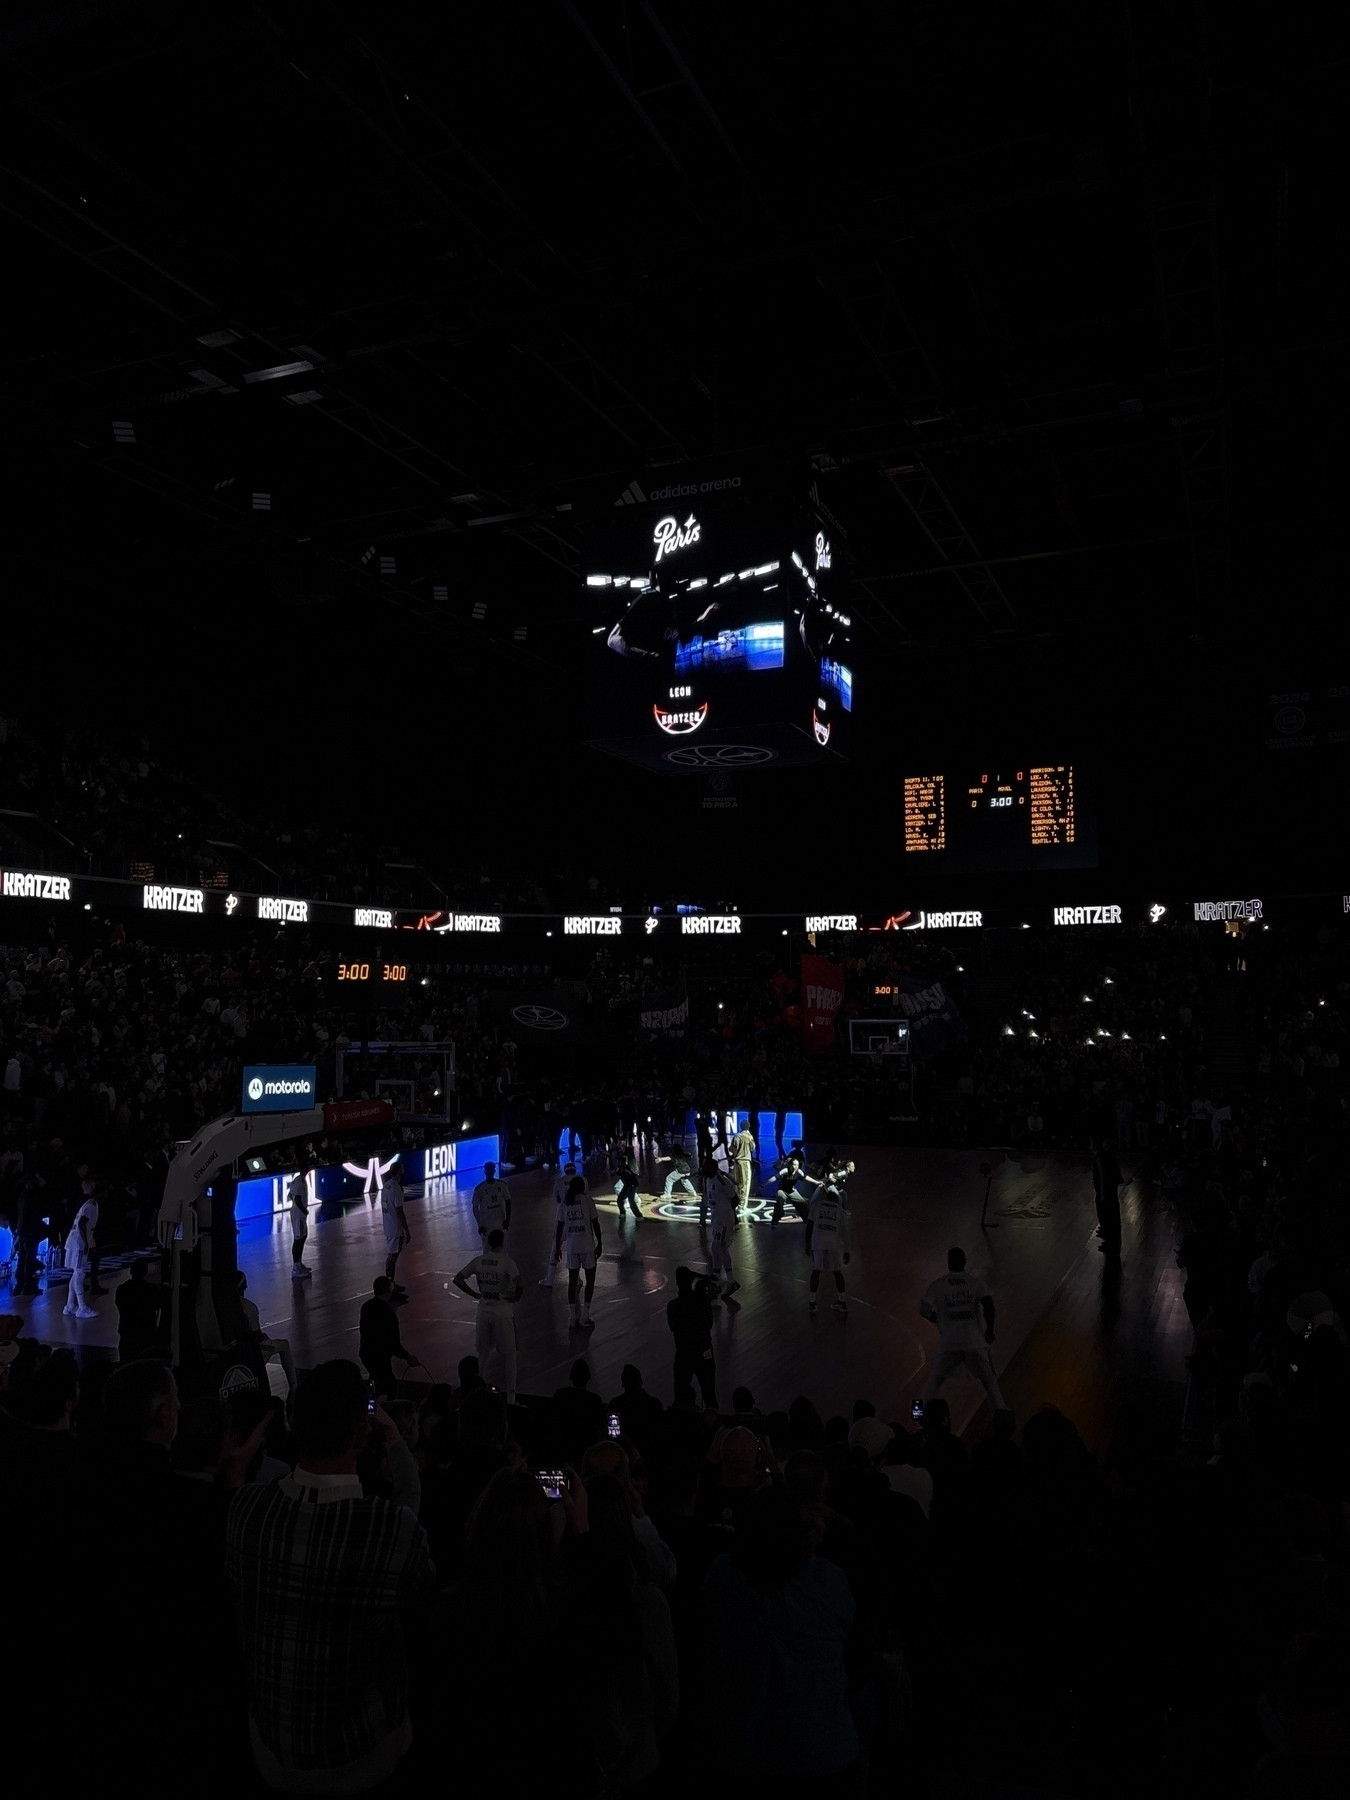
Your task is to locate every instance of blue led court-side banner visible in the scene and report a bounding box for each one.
[234,1132,500,1223]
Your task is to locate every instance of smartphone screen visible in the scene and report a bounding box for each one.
[911,1401,924,1420]
[606,1413,621,1439]
[367,1385,378,1415]
[536,1469,565,1501]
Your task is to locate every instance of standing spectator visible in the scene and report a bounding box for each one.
[226,1360,435,1792]
[236,1270,297,1396]
[1092,1136,1123,1257]
[114,1259,165,1361]
[359,1277,414,1401]
[667,1266,718,1408]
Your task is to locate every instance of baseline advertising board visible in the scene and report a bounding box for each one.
[234,1131,500,1223]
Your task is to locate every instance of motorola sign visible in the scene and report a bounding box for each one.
[241,1064,317,1114]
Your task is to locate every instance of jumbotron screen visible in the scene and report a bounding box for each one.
[583,487,851,772]
[902,763,1097,871]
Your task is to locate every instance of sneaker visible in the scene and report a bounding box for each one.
[291,1265,311,1281]
[724,1280,741,1298]
[580,1315,595,1330]
[538,1277,554,1288]
[75,1306,99,1320]
[832,1299,848,1313]
[63,1304,77,1317]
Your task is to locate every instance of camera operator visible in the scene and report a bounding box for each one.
[666,1265,718,1409]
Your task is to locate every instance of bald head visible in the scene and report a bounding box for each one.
[719,1426,760,1487]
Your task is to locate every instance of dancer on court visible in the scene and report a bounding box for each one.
[918,1247,1010,1420]
[770,1141,810,1226]
[553,1172,603,1329]
[614,1152,643,1223]
[804,1176,851,1315]
[454,1228,522,1402]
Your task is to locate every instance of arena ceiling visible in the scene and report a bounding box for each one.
[4,2,1346,674]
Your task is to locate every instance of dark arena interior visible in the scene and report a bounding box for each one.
[3,5,1350,1795]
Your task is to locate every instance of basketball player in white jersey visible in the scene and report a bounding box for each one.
[707,1172,741,1299]
[540,1161,582,1287]
[804,1178,851,1315]
[380,1157,410,1299]
[552,1173,602,1328]
[472,1161,512,1245]
[288,1168,312,1281]
[918,1246,1008,1417]
[454,1227,522,1402]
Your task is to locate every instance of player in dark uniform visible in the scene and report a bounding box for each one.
[770,1142,811,1227]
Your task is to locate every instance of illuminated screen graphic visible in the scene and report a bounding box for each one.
[902,763,1096,871]
[584,488,851,772]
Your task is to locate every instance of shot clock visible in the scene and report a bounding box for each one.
[331,958,410,994]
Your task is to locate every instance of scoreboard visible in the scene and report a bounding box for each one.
[331,958,411,994]
[902,763,1096,871]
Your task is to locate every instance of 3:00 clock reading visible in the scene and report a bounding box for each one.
[336,961,408,983]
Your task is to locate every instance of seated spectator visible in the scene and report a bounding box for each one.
[701,1486,858,1781]
[699,1424,771,1531]
[581,1438,678,1587]
[608,1362,664,1448]
[225,1360,435,1792]
[551,1357,605,1459]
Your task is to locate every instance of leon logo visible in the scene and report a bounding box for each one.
[653,513,700,562]
[247,1078,264,1100]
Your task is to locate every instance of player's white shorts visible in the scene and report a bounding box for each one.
[565,1248,596,1271]
[812,1244,843,1271]
[383,1218,404,1251]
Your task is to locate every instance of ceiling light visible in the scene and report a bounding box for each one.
[243,360,314,384]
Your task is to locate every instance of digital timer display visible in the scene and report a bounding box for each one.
[335,961,409,986]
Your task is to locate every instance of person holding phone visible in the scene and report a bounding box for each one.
[454,1228,523,1402]
[554,1173,603,1329]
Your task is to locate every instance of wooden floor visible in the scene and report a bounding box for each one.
[21,1144,1189,1448]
